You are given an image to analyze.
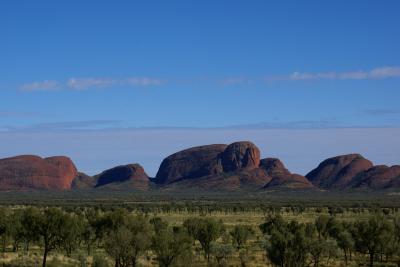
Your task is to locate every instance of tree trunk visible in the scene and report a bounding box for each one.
[42,248,48,267]
[369,252,374,267]
[344,250,348,266]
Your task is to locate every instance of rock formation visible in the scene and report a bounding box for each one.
[349,165,400,189]
[221,141,260,172]
[261,158,313,189]
[306,154,373,189]
[0,155,78,190]
[155,144,227,184]
[95,164,149,190]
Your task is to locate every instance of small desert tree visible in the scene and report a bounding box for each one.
[38,208,70,267]
[183,217,224,261]
[230,225,254,250]
[152,225,192,267]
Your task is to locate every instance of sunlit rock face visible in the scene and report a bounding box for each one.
[0,155,78,190]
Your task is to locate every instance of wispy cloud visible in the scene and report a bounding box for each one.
[67,78,117,90]
[220,77,253,86]
[18,66,400,92]
[20,80,60,91]
[20,77,164,91]
[283,66,400,81]
[67,77,163,90]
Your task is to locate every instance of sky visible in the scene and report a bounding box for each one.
[1,1,399,175]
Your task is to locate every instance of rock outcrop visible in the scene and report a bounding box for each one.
[95,164,150,190]
[1,142,398,192]
[155,142,313,190]
[306,154,373,189]
[155,144,227,184]
[0,155,78,190]
[221,141,260,172]
[261,158,314,189]
[349,165,400,190]
[259,158,290,177]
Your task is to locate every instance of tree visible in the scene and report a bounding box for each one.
[210,242,234,267]
[263,219,308,267]
[230,225,254,250]
[60,212,84,257]
[308,238,337,267]
[104,215,152,267]
[125,215,152,267]
[259,214,285,235]
[20,207,41,252]
[37,208,70,267]
[9,209,24,252]
[150,216,168,235]
[352,214,393,267]
[183,217,224,261]
[336,230,354,266]
[152,226,192,267]
[315,215,330,239]
[104,225,131,267]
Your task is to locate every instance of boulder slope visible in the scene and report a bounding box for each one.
[0,155,78,190]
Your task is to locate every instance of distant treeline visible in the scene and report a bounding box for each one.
[1,190,400,214]
[1,206,400,267]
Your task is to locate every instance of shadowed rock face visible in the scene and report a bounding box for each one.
[260,158,313,189]
[95,164,149,190]
[155,144,227,184]
[306,154,373,189]
[350,165,400,189]
[0,155,77,190]
[221,141,260,172]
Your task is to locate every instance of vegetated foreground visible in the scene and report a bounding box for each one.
[1,203,400,267]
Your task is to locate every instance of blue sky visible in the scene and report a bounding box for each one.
[1,1,399,174]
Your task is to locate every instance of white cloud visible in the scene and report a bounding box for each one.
[286,66,400,81]
[369,67,400,79]
[67,77,163,90]
[67,78,118,90]
[125,77,163,86]
[20,77,164,92]
[20,80,59,91]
